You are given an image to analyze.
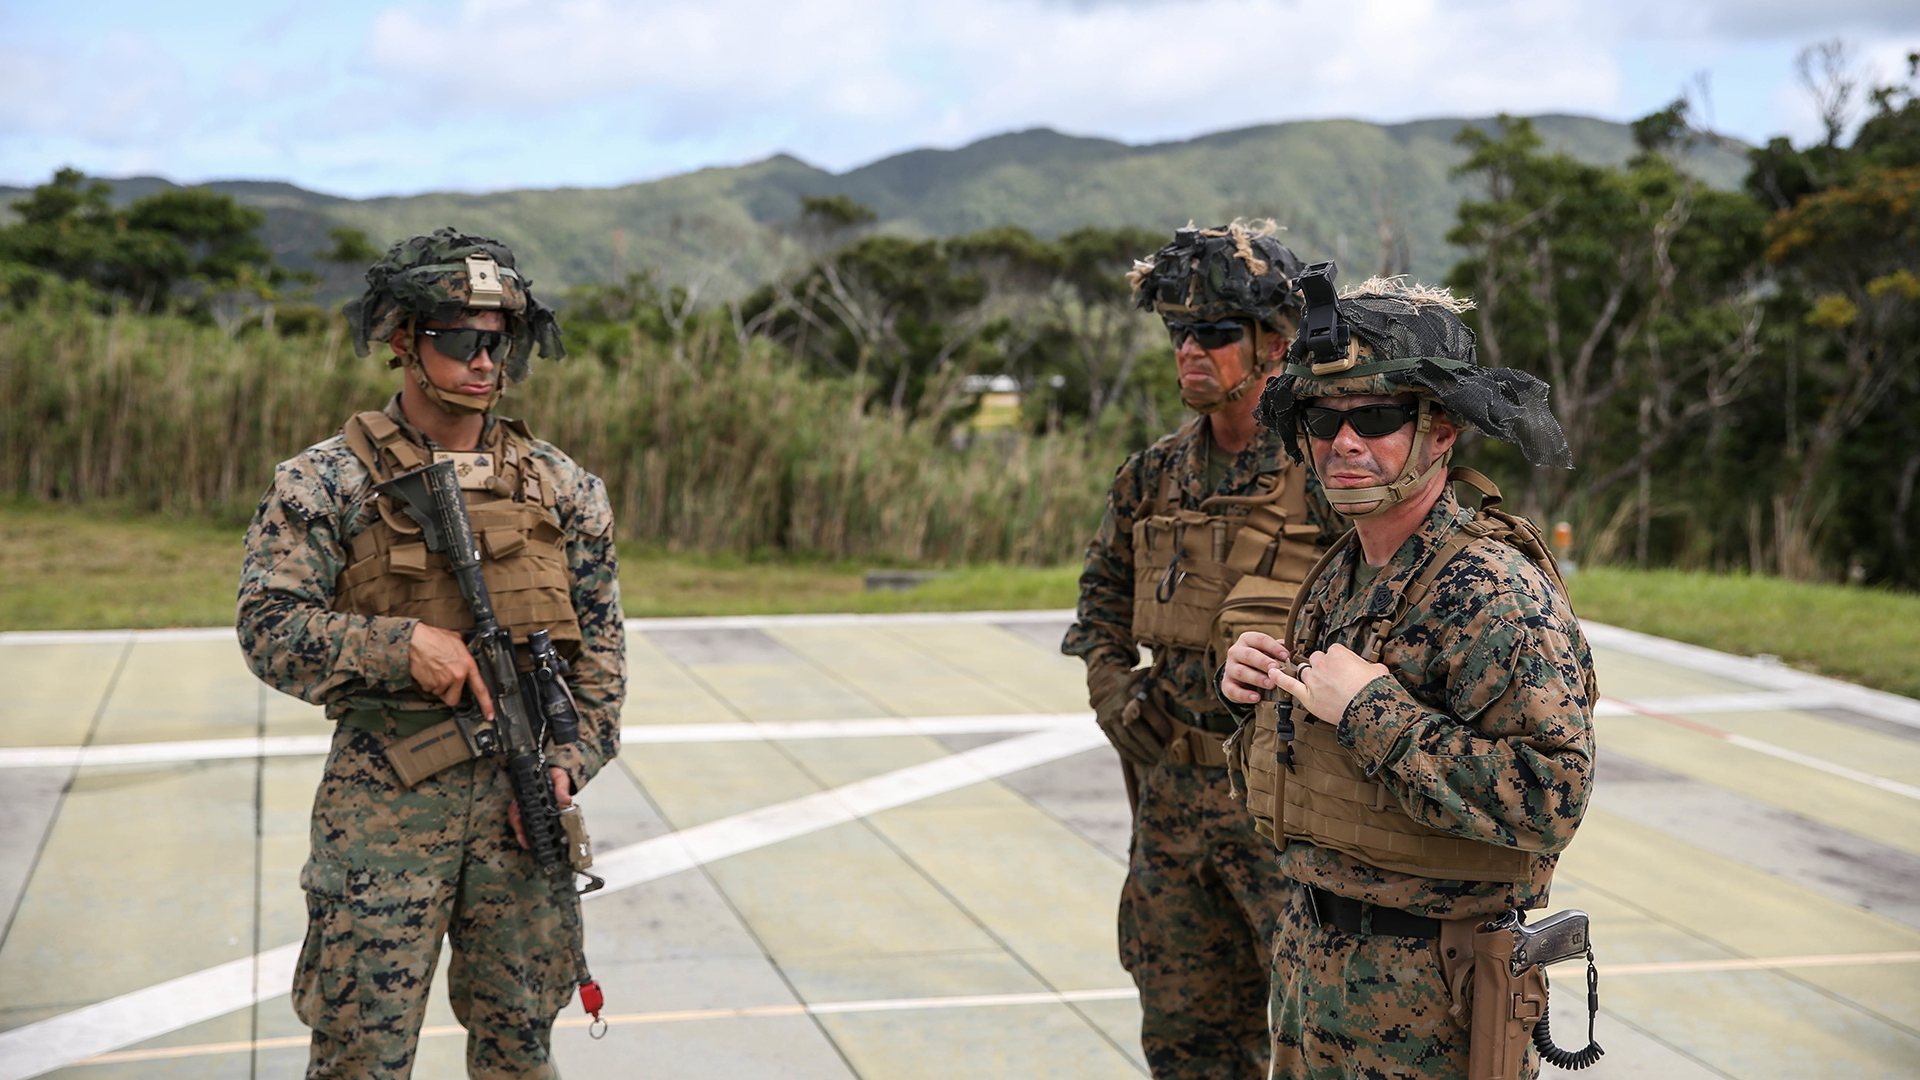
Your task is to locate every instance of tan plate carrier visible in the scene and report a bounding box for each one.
[1130,467,1325,673]
[333,410,582,657]
[1232,468,1569,885]
[332,411,584,784]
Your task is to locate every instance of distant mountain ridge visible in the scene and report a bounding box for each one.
[1,114,1750,301]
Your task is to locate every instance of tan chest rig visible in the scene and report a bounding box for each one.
[333,411,583,683]
[1233,469,1570,885]
[1130,461,1325,672]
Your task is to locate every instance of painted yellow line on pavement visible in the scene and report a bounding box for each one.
[70,952,1920,1067]
[1603,951,1920,976]
[73,988,1144,1066]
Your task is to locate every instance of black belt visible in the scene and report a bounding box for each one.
[1305,885,1441,939]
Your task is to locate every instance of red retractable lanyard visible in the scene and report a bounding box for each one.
[580,980,607,1038]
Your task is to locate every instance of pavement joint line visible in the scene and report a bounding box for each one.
[1600,695,1920,801]
[7,688,1903,770]
[9,614,1912,727]
[0,724,1110,1080]
[0,714,1097,769]
[66,951,1920,1066]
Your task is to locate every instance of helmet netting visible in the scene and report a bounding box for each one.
[343,226,565,379]
[1129,220,1305,330]
[1255,279,1570,469]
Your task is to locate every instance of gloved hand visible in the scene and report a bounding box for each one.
[1089,662,1168,767]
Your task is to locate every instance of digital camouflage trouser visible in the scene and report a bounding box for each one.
[1269,882,1540,1080]
[1118,758,1285,1080]
[294,728,574,1079]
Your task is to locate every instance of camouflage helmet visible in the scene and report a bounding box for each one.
[1130,221,1304,413]
[342,226,565,382]
[1254,262,1570,518]
[1128,220,1305,332]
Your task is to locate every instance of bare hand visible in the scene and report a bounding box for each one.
[1220,632,1293,705]
[1270,644,1390,725]
[407,623,493,719]
[509,766,573,849]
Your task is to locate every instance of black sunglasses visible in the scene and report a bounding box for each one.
[1300,403,1419,439]
[1165,319,1248,351]
[419,327,512,362]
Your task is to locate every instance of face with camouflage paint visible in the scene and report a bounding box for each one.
[1171,318,1291,416]
[1173,319,1252,407]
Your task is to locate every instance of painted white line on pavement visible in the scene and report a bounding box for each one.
[0,725,1109,1080]
[0,735,334,769]
[72,949,1920,1066]
[0,714,1094,769]
[0,626,237,645]
[1719,733,1920,800]
[622,713,1089,744]
[22,685,1909,771]
[590,724,1107,891]
[1601,696,1920,802]
[625,609,1074,631]
[0,611,1074,646]
[9,615,1913,733]
[1581,619,1920,730]
[1589,689,1844,718]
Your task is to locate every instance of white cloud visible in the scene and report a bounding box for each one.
[2,0,1914,195]
[1687,0,1920,39]
[354,0,1629,171]
[0,32,193,145]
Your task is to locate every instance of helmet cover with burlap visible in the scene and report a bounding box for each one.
[1129,220,1305,331]
[1129,220,1305,413]
[342,227,566,382]
[1253,263,1570,517]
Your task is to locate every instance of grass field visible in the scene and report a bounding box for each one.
[0,500,1082,629]
[3,500,1913,699]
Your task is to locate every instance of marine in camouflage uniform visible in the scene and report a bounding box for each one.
[1219,269,1595,1080]
[237,228,624,1079]
[1062,224,1338,1079]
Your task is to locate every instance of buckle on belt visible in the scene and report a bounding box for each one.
[1166,734,1192,765]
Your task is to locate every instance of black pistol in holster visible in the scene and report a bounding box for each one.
[1439,908,1604,1079]
[374,457,611,1036]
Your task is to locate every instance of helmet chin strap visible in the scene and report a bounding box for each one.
[1320,397,1452,521]
[1183,323,1277,416]
[397,318,501,416]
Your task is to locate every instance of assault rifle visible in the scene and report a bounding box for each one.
[374,457,609,1035]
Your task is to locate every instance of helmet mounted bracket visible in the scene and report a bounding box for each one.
[464,254,506,309]
[1295,261,1356,375]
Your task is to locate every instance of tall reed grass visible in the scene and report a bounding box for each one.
[0,308,1128,564]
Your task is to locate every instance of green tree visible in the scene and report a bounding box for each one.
[1447,111,1771,559]
[0,168,275,315]
[317,225,381,266]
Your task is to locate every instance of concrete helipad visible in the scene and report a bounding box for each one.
[0,611,1916,1079]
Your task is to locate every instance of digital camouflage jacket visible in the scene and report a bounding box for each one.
[1270,486,1596,919]
[236,396,625,792]
[1063,417,1340,733]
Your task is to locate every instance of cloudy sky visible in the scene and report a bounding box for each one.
[3,0,1916,198]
